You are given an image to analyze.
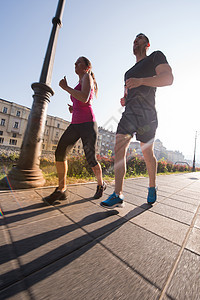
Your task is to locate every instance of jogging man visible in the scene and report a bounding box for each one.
[101,33,173,208]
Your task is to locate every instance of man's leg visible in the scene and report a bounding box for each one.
[140,141,157,204]
[115,134,132,195]
[140,142,157,187]
[100,133,131,209]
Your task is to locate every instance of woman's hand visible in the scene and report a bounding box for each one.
[120,97,126,107]
[59,76,68,90]
[68,104,73,113]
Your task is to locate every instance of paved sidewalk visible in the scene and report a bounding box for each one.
[0,172,200,300]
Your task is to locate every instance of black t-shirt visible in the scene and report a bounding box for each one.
[124,51,168,110]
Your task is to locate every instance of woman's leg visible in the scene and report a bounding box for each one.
[81,122,104,186]
[55,124,80,191]
[91,162,103,186]
[56,160,68,192]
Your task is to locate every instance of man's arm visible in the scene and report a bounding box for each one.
[126,64,173,89]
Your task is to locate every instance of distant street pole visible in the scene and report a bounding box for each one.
[7,0,66,188]
[192,131,197,172]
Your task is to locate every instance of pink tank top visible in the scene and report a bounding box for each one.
[70,83,96,124]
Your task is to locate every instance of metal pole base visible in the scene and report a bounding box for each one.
[4,166,46,189]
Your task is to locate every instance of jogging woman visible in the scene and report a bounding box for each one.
[43,56,106,205]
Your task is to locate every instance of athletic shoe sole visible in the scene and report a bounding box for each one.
[100,201,125,209]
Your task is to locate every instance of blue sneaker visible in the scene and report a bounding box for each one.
[147,187,157,204]
[100,192,125,209]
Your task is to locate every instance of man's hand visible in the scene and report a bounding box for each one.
[68,104,73,113]
[126,78,143,89]
[120,97,126,107]
[59,76,68,90]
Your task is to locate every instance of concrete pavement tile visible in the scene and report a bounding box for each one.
[0,281,30,300]
[167,249,200,300]
[159,197,198,213]
[54,194,94,212]
[62,203,126,239]
[97,221,180,289]
[154,185,179,193]
[123,191,165,206]
[0,189,41,201]
[27,241,160,300]
[9,214,93,276]
[0,227,22,290]
[123,180,148,190]
[168,194,200,206]
[150,203,194,225]
[122,185,149,199]
[175,190,200,200]
[0,211,5,228]
[0,196,60,229]
[113,202,150,220]
[123,191,148,206]
[186,227,200,255]
[129,210,189,245]
[194,214,200,229]
[68,184,98,198]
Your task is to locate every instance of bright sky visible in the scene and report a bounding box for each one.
[1,0,200,161]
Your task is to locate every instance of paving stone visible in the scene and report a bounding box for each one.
[113,202,150,220]
[168,194,200,206]
[62,202,126,239]
[0,281,30,300]
[27,241,160,300]
[97,221,180,290]
[122,185,149,199]
[0,194,60,228]
[186,227,200,255]
[9,215,92,276]
[150,202,194,225]
[194,213,200,229]
[122,191,149,206]
[129,210,189,245]
[175,190,200,200]
[167,249,200,300]
[0,227,22,290]
[159,197,198,213]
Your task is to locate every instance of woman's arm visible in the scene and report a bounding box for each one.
[59,73,93,103]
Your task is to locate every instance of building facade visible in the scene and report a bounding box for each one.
[0,99,107,157]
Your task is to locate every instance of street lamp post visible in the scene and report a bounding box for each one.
[192,131,197,172]
[7,0,66,188]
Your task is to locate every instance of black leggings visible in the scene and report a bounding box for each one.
[55,122,98,167]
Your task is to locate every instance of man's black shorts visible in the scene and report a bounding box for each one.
[116,103,158,143]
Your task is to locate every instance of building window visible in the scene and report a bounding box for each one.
[0,137,4,144]
[55,132,59,138]
[16,111,21,117]
[9,139,17,145]
[12,133,17,138]
[52,146,57,150]
[42,144,45,150]
[1,119,5,126]
[13,122,19,129]
[3,107,8,114]
[46,120,48,125]
[57,123,60,128]
[0,131,3,135]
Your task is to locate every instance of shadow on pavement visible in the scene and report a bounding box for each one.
[1,199,152,296]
